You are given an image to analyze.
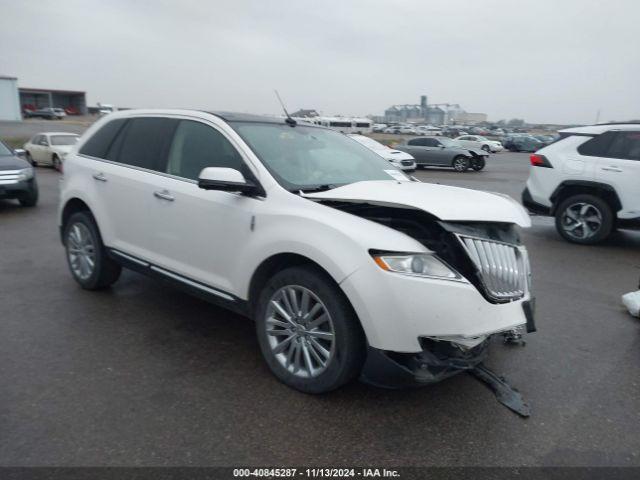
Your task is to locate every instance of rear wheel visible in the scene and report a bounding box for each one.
[555,194,614,244]
[452,155,469,172]
[255,265,366,394]
[63,211,122,289]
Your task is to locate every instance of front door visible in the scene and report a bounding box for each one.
[149,118,257,296]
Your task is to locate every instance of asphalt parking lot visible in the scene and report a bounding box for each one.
[1,153,639,467]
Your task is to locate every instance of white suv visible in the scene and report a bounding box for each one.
[523,124,640,244]
[59,109,535,393]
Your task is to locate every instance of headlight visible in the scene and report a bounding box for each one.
[17,168,34,181]
[372,253,460,280]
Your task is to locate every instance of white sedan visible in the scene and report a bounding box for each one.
[23,132,80,170]
[348,134,417,171]
[455,135,503,153]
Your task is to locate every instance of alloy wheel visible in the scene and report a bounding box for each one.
[560,202,603,240]
[453,157,468,171]
[67,223,96,280]
[265,285,335,379]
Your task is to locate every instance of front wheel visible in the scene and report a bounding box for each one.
[481,145,491,153]
[452,155,469,172]
[63,211,122,289]
[52,155,61,171]
[471,157,486,171]
[255,266,366,394]
[555,194,614,244]
[26,152,36,166]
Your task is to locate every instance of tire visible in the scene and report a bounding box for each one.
[481,145,491,153]
[26,152,36,167]
[452,155,470,172]
[554,194,614,245]
[63,211,122,289]
[52,155,61,171]
[471,157,486,171]
[254,265,366,394]
[18,181,38,207]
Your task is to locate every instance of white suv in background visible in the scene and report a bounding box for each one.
[59,109,534,394]
[523,124,640,244]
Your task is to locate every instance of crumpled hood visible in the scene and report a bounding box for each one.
[303,180,531,227]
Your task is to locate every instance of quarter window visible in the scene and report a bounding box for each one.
[166,120,247,180]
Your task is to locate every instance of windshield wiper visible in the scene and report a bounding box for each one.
[296,184,339,194]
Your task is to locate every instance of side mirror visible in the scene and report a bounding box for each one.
[198,167,262,196]
[13,148,26,157]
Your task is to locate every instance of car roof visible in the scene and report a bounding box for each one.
[559,123,640,135]
[205,111,289,124]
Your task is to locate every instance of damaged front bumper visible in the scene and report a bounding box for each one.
[360,337,490,389]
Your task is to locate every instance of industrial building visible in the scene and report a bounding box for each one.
[383,95,487,125]
[0,75,87,121]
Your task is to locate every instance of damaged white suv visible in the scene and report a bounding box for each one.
[59,110,535,394]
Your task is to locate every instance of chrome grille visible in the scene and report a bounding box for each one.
[458,236,527,301]
[0,170,22,185]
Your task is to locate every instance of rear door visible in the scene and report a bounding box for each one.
[79,116,177,262]
[595,130,640,219]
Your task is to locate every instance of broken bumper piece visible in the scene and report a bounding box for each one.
[359,338,489,389]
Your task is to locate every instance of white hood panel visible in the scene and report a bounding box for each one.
[304,181,531,227]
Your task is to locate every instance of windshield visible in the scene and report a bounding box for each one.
[233,123,409,191]
[0,141,12,156]
[51,135,78,146]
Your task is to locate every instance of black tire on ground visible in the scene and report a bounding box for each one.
[471,157,486,171]
[26,152,36,167]
[452,155,470,172]
[52,155,61,171]
[254,265,366,394]
[554,194,614,245]
[482,145,491,153]
[63,211,122,289]
[18,181,38,207]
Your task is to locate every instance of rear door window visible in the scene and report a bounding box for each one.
[115,117,178,172]
[605,131,640,160]
[577,131,616,157]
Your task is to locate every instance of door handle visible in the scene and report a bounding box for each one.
[153,189,175,201]
[92,172,107,182]
[601,166,623,172]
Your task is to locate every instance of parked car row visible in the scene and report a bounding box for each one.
[23,107,67,120]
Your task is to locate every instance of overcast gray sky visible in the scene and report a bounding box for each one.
[1,0,638,124]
